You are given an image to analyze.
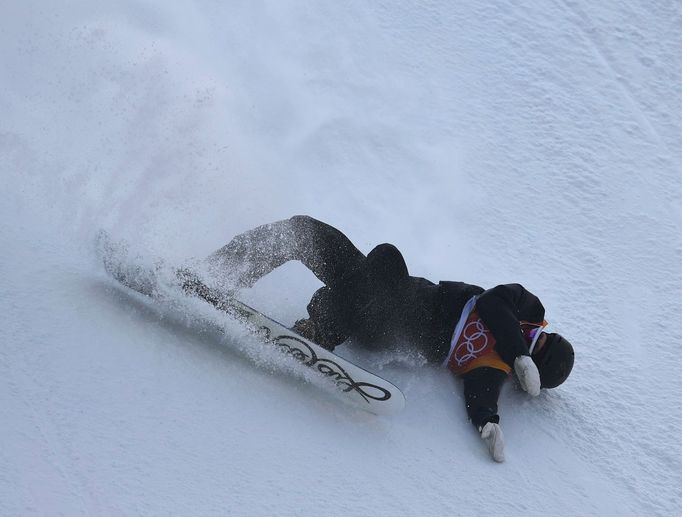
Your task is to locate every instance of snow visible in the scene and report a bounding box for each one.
[2,0,682,515]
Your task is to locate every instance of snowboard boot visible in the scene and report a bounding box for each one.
[293,318,337,351]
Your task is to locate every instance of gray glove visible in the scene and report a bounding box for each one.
[480,422,505,463]
[514,355,541,396]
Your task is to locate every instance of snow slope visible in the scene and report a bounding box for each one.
[2,0,681,515]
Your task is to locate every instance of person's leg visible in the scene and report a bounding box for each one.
[207,215,366,290]
[207,217,411,350]
[337,243,411,346]
[363,243,409,289]
[290,215,367,288]
[294,286,352,350]
[286,239,410,351]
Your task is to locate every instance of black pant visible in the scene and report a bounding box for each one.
[208,216,412,349]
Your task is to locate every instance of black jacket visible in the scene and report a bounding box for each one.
[347,259,546,429]
[379,278,546,429]
[210,216,547,429]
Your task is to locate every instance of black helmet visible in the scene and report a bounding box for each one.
[532,333,574,388]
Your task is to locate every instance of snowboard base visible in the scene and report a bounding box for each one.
[97,232,405,415]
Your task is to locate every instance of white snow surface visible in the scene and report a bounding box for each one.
[2,1,682,515]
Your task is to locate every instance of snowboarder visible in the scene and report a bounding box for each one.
[202,215,574,462]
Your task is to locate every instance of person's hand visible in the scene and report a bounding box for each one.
[480,422,505,462]
[514,355,541,396]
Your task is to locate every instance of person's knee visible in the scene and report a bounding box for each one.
[289,214,319,231]
[366,243,408,279]
[367,243,404,265]
[369,243,400,257]
[290,215,327,242]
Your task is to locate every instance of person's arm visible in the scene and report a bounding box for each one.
[476,284,544,396]
[461,367,506,429]
[475,283,545,367]
[461,367,507,462]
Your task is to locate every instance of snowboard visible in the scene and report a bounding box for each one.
[97,233,405,416]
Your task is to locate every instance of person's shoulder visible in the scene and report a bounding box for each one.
[438,280,484,291]
[494,282,525,290]
[487,283,529,295]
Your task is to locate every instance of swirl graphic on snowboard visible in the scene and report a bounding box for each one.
[184,283,395,405]
[222,299,394,404]
[271,333,392,403]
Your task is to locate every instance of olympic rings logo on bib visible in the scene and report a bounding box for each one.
[453,318,493,366]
